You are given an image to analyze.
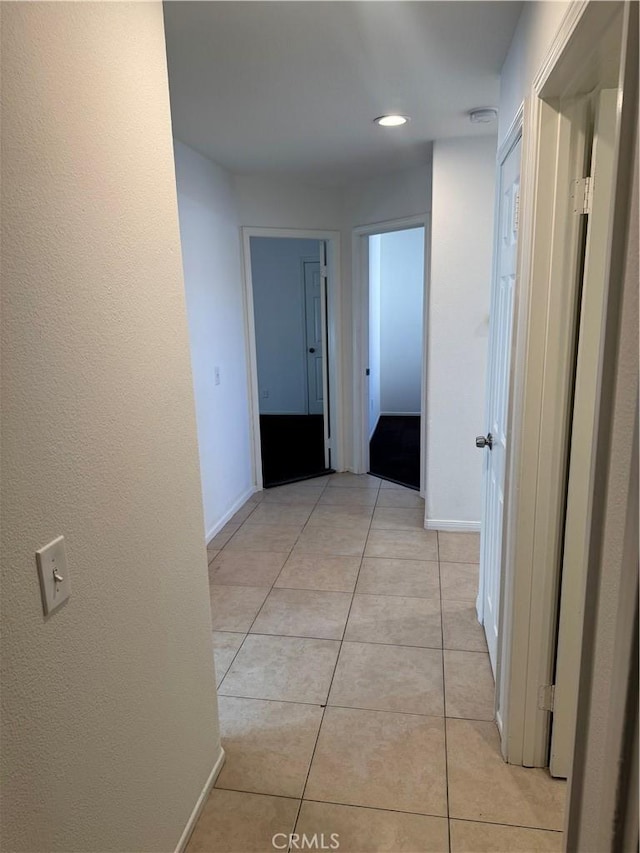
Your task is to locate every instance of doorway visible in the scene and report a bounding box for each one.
[367,227,425,490]
[242,228,343,490]
[248,236,329,487]
[489,2,630,774]
[353,216,429,495]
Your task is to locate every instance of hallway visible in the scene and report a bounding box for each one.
[191,474,565,852]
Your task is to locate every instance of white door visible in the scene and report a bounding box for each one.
[304,261,324,416]
[550,89,618,778]
[477,136,522,676]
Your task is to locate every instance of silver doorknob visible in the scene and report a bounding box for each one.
[476,433,493,449]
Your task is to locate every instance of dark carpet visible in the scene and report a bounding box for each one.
[369,415,421,490]
[260,414,332,487]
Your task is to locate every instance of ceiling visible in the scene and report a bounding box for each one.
[163,1,522,187]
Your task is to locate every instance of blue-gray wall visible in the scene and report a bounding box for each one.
[250,237,320,414]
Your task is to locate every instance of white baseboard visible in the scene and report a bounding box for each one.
[175,747,226,853]
[380,411,421,417]
[205,486,258,544]
[425,519,481,532]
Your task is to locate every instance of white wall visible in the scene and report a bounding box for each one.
[428,136,496,526]
[250,237,320,414]
[1,5,221,851]
[174,140,253,540]
[234,174,342,230]
[379,228,425,414]
[368,235,382,437]
[343,162,432,229]
[498,1,571,145]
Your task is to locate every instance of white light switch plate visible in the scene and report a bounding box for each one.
[36,535,70,615]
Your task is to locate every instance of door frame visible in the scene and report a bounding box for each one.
[352,214,430,496]
[496,0,628,767]
[241,227,343,489]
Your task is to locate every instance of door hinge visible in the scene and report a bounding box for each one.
[572,176,593,215]
[514,191,520,231]
[320,265,328,278]
[538,684,556,712]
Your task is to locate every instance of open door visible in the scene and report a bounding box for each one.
[318,240,331,470]
[303,260,324,416]
[477,133,522,676]
[550,88,619,778]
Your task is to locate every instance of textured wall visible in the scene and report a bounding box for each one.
[174,140,253,539]
[1,4,221,851]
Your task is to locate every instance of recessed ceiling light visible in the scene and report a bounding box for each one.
[469,108,498,124]
[374,115,409,127]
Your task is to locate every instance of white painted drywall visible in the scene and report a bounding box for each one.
[428,136,497,526]
[234,174,342,230]
[1,4,221,851]
[174,140,253,539]
[368,235,382,437]
[379,228,425,414]
[250,237,320,414]
[498,1,571,145]
[343,162,432,229]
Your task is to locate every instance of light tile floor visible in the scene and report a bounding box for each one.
[190,473,565,853]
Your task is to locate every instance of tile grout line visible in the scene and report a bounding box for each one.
[216,691,495,723]
[209,503,556,845]
[215,474,343,836]
[291,478,381,837]
[214,476,335,828]
[438,530,453,853]
[215,475,383,692]
[201,785,564,836]
[216,479,331,692]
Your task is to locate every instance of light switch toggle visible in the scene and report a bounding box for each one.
[36,535,71,616]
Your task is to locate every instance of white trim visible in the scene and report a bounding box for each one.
[498,0,627,768]
[379,411,421,417]
[174,747,226,853]
[318,241,331,468]
[495,708,504,738]
[351,214,430,498]
[205,486,257,544]
[551,86,619,778]
[532,0,589,94]
[241,227,343,489]
[368,413,380,442]
[425,519,481,532]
